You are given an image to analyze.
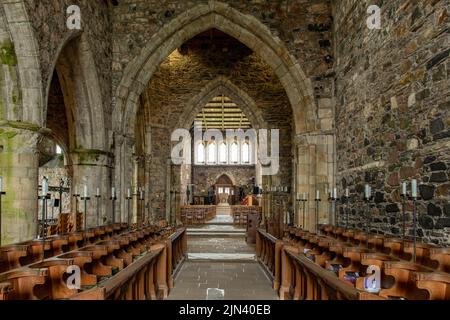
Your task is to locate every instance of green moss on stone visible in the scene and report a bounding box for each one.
[0,41,18,66]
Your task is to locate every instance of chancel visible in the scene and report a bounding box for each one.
[0,0,449,302]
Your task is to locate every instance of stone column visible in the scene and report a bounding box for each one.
[69,149,112,228]
[294,132,335,232]
[0,123,42,244]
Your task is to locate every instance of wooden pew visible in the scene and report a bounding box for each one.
[0,245,28,273]
[0,269,47,300]
[57,251,97,287]
[430,248,450,273]
[412,271,450,300]
[283,247,383,300]
[0,281,12,300]
[29,259,78,299]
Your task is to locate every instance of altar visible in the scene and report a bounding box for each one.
[216,193,231,216]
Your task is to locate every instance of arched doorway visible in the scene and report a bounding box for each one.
[214,174,234,205]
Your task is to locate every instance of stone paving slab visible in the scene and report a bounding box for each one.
[168,262,279,300]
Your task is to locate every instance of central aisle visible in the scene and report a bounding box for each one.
[168,217,278,300]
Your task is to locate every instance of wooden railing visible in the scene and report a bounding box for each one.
[256,229,282,291]
[0,225,187,300]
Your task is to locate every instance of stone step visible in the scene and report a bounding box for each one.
[187,253,256,262]
[187,232,246,237]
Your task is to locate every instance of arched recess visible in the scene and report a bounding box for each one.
[49,33,106,151]
[176,76,267,131]
[215,173,235,186]
[114,1,316,138]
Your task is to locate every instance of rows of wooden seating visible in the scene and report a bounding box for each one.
[232,206,260,226]
[0,223,187,300]
[180,206,216,225]
[0,223,128,273]
[272,225,450,300]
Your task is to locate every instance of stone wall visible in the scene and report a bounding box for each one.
[23,0,113,125]
[111,0,333,105]
[192,165,256,196]
[333,0,450,244]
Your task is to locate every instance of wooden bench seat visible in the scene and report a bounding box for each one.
[29,259,78,299]
[0,269,47,300]
[57,251,97,286]
[430,248,450,273]
[79,245,112,277]
[0,245,28,272]
[412,271,450,300]
[379,260,430,299]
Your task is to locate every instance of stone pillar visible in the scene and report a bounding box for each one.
[69,149,112,228]
[295,132,335,232]
[0,124,41,244]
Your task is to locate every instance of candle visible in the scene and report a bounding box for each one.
[297,193,300,200]
[111,187,115,198]
[333,188,337,199]
[127,188,131,198]
[303,192,307,200]
[402,182,407,196]
[316,190,320,200]
[96,188,100,197]
[0,176,3,193]
[140,189,144,200]
[42,178,48,196]
[345,188,349,197]
[411,179,417,198]
[83,185,88,198]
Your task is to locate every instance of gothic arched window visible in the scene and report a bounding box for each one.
[230,142,239,163]
[242,141,250,164]
[197,142,205,164]
[219,142,227,164]
[207,142,216,164]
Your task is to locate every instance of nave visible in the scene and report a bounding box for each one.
[0,0,449,304]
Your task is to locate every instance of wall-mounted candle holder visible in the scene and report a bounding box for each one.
[95,191,101,227]
[342,194,349,231]
[73,190,80,231]
[400,184,408,240]
[126,190,132,230]
[363,185,373,249]
[328,192,337,226]
[110,189,117,224]
[408,179,420,263]
[139,189,145,227]
[315,196,321,234]
[81,194,90,245]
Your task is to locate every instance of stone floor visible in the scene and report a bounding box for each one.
[167,262,278,300]
[167,217,279,300]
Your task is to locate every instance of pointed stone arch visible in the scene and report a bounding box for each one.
[113,0,317,138]
[176,76,267,131]
[1,0,44,126]
[50,33,107,151]
[215,173,235,186]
